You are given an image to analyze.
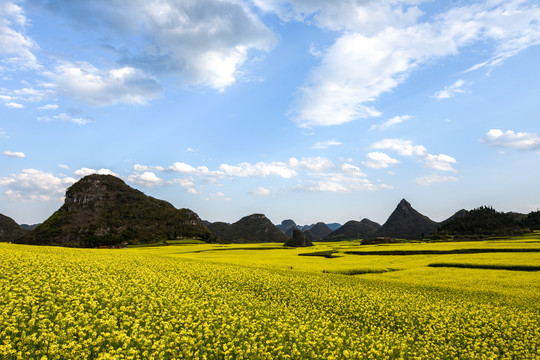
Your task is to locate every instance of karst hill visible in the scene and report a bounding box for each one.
[0,213,27,242]
[206,214,288,243]
[17,174,212,247]
[371,199,438,240]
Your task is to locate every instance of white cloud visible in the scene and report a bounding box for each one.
[219,161,297,179]
[424,154,457,172]
[253,1,422,35]
[0,1,39,70]
[432,79,469,99]
[58,164,69,169]
[0,169,76,201]
[4,101,23,108]
[74,168,119,177]
[3,150,25,158]
[204,192,232,201]
[250,186,271,196]
[312,139,342,149]
[288,157,334,173]
[167,162,198,174]
[134,164,165,172]
[480,129,540,151]
[297,174,392,193]
[127,171,163,187]
[286,0,540,127]
[362,152,400,169]
[52,113,93,125]
[136,156,377,194]
[370,115,412,131]
[169,177,200,194]
[31,0,276,92]
[47,61,162,107]
[13,87,50,102]
[414,174,459,186]
[38,104,58,110]
[372,139,427,157]
[371,138,458,173]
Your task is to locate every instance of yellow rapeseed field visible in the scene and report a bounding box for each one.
[0,235,539,359]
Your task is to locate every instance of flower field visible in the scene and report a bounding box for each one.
[1,237,539,359]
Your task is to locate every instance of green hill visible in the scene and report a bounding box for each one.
[324,219,380,241]
[17,174,211,247]
[438,206,528,238]
[206,214,288,243]
[0,213,26,242]
[372,199,437,240]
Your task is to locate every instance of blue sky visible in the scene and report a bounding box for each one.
[1,0,539,226]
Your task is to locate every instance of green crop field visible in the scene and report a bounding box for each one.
[1,233,539,359]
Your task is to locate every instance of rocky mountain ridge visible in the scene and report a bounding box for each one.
[16,174,211,247]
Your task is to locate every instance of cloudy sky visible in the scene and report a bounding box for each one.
[1,0,539,225]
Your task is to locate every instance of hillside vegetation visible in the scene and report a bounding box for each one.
[437,206,530,239]
[17,175,211,247]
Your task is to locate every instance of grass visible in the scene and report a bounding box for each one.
[298,250,341,258]
[344,248,540,255]
[428,262,540,271]
[323,268,399,275]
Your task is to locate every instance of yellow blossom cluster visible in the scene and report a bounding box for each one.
[0,243,538,359]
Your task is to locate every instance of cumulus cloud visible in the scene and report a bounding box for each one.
[480,129,540,151]
[46,62,162,107]
[285,0,540,127]
[312,139,342,149]
[414,174,459,186]
[219,161,297,179]
[0,169,76,201]
[372,138,457,172]
[74,168,119,177]
[372,139,427,157]
[52,113,93,125]
[127,171,163,187]
[38,104,58,110]
[169,177,200,194]
[137,156,384,194]
[424,154,457,172]
[250,186,271,196]
[204,192,232,201]
[288,157,334,173]
[3,150,25,158]
[253,0,422,35]
[4,101,23,108]
[432,79,469,99]
[29,0,276,92]
[362,152,400,169]
[296,175,392,193]
[133,164,165,172]
[370,115,412,131]
[0,87,53,108]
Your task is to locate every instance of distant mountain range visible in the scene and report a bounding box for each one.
[1,174,539,246]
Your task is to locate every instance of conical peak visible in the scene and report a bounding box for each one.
[397,198,411,209]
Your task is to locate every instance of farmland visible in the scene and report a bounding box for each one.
[1,233,539,359]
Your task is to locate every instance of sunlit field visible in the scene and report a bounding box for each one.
[1,233,539,359]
